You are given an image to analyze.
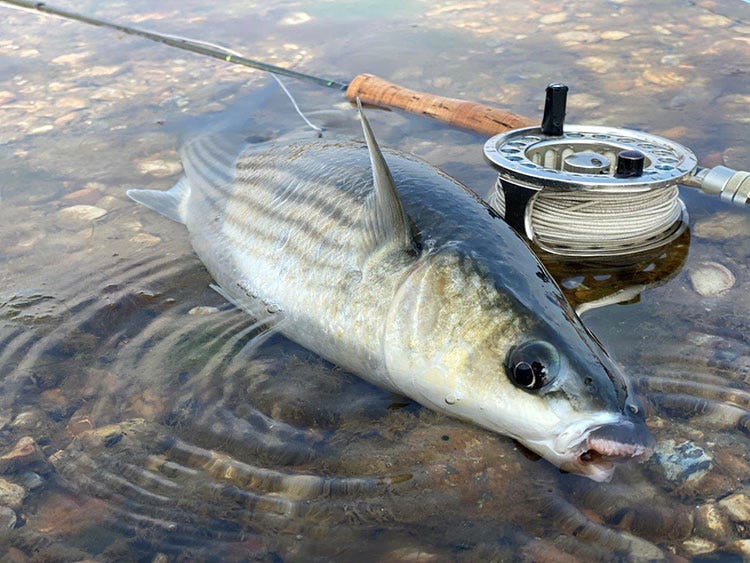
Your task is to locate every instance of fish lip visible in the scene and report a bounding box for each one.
[578,420,655,465]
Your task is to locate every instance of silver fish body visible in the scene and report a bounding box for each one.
[129,109,652,481]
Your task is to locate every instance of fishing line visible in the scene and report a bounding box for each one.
[488,182,685,256]
[154,32,324,133]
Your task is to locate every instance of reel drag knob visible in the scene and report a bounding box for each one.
[615,150,645,178]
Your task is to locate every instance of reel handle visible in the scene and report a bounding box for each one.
[345,73,535,134]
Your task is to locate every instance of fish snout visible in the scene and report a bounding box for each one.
[580,418,655,465]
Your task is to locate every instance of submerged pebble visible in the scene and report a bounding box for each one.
[279,11,311,25]
[0,436,49,475]
[0,478,25,510]
[695,503,732,541]
[600,30,630,40]
[0,506,16,530]
[688,262,736,297]
[652,440,713,484]
[718,493,750,522]
[129,233,162,247]
[137,156,182,177]
[681,537,717,556]
[63,186,102,205]
[693,213,750,241]
[57,205,107,229]
[188,306,220,315]
[730,539,750,557]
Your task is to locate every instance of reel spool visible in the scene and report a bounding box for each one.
[484,84,749,257]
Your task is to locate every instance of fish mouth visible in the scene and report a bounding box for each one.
[576,421,654,474]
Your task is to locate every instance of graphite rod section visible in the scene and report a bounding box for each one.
[1,0,349,90]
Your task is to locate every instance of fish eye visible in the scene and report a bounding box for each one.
[506,340,560,391]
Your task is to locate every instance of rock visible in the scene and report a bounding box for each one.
[31,493,111,535]
[718,493,750,522]
[643,69,685,86]
[188,306,220,315]
[577,56,614,74]
[696,14,732,27]
[63,187,102,206]
[0,436,49,474]
[0,478,25,510]
[681,537,717,556]
[79,65,120,77]
[279,11,311,25]
[729,539,750,556]
[601,30,630,40]
[653,440,713,484]
[694,503,732,541]
[57,97,88,110]
[0,506,16,530]
[381,547,440,561]
[129,233,161,247]
[137,155,182,177]
[51,52,90,65]
[57,205,107,229]
[688,262,736,297]
[693,212,750,241]
[29,124,54,135]
[555,30,598,45]
[540,12,567,24]
[569,93,602,109]
[67,412,95,437]
[97,195,128,211]
[19,471,44,490]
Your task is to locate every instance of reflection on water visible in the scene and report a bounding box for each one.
[0,0,748,560]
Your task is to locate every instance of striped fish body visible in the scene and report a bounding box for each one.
[129,110,653,482]
[180,137,534,393]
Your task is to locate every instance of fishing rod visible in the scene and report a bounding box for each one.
[1,0,530,133]
[3,0,748,258]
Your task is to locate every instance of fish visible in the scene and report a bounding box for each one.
[127,102,653,481]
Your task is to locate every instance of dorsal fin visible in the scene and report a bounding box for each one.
[357,98,415,254]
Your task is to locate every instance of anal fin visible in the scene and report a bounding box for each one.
[127,177,190,224]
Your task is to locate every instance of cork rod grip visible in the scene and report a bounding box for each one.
[345,73,535,135]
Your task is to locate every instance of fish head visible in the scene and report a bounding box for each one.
[387,248,653,482]
[495,333,654,481]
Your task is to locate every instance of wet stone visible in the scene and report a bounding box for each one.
[57,205,107,229]
[539,12,567,24]
[730,540,750,556]
[137,155,182,177]
[681,537,717,556]
[19,471,44,491]
[63,187,102,206]
[693,212,750,241]
[718,493,750,522]
[601,30,630,40]
[0,436,49,475]
[279,11,311,25]
[653,440,713,484]
[188,306,220,315]
[0,505,16,530]
[642,69,685,86]
[129,233,161,247]
[0,478,25,510]
[695,503,732,541]
[688,262,736,297]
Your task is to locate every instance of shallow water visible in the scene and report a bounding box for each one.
[0,0,748,560]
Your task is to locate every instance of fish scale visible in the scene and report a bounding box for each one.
[128,108,654,481]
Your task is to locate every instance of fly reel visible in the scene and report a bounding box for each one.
[484,84,749,257]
